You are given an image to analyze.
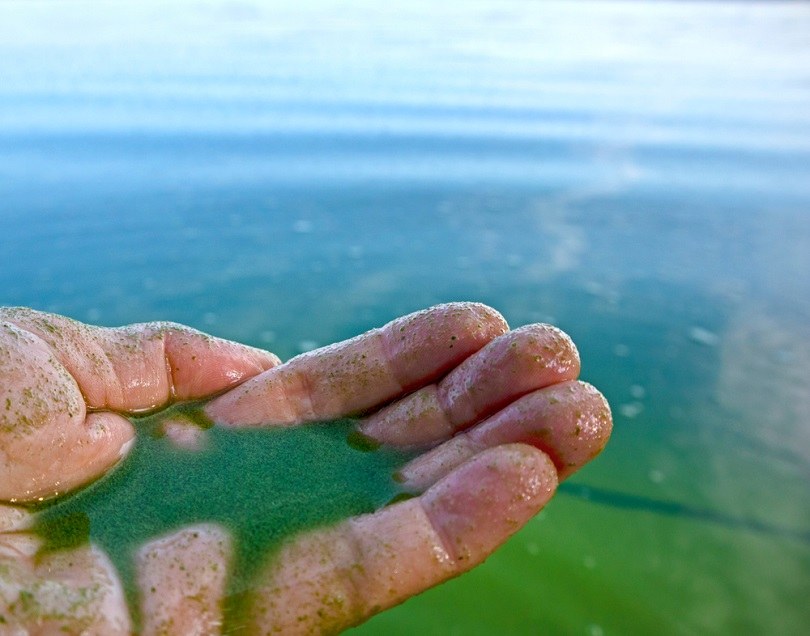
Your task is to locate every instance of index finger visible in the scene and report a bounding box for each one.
[206,303,508,426]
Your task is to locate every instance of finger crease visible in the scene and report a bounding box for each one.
[289,365,317,421]
[417,497,460,566]
[375,330,405,394]
[162,331,177,402]
[434,381,463,432]
[335,524,367,618]
[97,340,124,409]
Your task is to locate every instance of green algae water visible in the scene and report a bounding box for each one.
[32,403,415,627]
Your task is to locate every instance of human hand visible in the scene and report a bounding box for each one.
[0,303,612,634]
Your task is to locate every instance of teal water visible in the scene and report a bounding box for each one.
[1,1,809,634]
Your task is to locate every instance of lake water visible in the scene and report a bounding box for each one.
[1,1,809,634]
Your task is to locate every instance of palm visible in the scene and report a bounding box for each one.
[0,304,611,635]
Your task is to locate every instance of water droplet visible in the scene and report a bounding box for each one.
[619,402,644,418]
[613,343,630,357]
[629,384,646,399]
[688,326,719,347]
[297,340,319,353]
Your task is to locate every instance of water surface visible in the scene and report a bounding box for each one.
[1,1,809,634]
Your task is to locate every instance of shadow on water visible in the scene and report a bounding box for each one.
[560,482,810,545]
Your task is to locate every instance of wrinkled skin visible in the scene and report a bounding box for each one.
[0,303,612,635]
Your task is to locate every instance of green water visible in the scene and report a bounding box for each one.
[32,403,415,628]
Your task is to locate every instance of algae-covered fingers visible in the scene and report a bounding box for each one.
[0,304,611,635]
[0,308,281,633]
[235,382,612,634]
[0,519,131,635]
[0,307,279,502]
[205,302,509,427]
[135,524,233,636]
[0,318,134,502]
[241,444,558,634]
[358,323,582,448]
[222,315,611,634]
[399,379,612,490]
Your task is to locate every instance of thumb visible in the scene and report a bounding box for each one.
[0,309,280,502]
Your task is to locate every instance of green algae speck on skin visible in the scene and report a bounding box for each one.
[31,401,417,628]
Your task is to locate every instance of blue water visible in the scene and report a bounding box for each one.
[1,1,809,634]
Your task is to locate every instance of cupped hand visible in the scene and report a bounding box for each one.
[0,303,612,635]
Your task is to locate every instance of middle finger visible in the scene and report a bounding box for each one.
[359,323,581,448]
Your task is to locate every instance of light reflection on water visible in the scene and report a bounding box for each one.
[1,1,809,634]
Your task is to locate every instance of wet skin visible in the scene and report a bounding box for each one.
[0,303,612,634]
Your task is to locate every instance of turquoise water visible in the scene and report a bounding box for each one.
[1,1,809,634]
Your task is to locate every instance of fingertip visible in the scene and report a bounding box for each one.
[469,380,613,479]
[253,347,283,370]
[163,329,281,400]
[431,302,510,338]
[463,301,510,338]
[381,302,510,391]
[231,341,283,371]
[18,543,133,634]
[421,444,557,565]
[437,322,582,431]
[136,524,233,636]
[541,380,613,479]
